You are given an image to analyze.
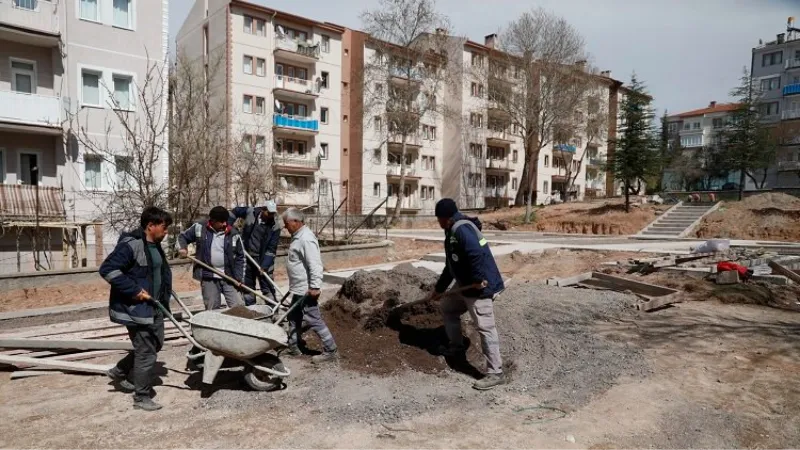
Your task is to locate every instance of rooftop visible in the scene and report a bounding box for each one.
[669,101,740,119]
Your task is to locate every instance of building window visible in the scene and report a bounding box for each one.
[693,121,700,130]
[512,150,518,162]
[112,75,133,110]
[430,156,435,170]
[321,107,329,124]
[374,116,382,131]
[668,123,678,133]
[113,0,132,29]
[543,180,549,194]
[322,35,330,53]
[243,55,253,74]
[243,95,252,113]
[321,71,329,89]
[80,0,99,22]
[255,136,266,153]
[544,155,549,167]
[712,118,723,129]
[430,126,436,140]
[470,113,483,128]
[256,18,265,36]
[320,143,329,159]
[759,101,780,116]
[81,70,101,106]
[471,82,478,97]
[244,15,253,34]
[373,182,381,197]
[19,153,38,186]
[680,135,703,147]
[683,122,691,130]
[762,51,783,67]
[512,178,518,190]
[760,77,780,91]
[372,148,381,163]
[114,155,132,189]
[471,52,483,67]
[256,97,265,114]
[375,83,383,95]
[10,60,35,94]
[256,58,266,76]
[84,155,102,189]
[242,134,253,151]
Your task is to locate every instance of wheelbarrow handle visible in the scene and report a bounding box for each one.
[186,255,279,308]
[171,290,194,319]
[243,251,285,299]
[151,300,206,351]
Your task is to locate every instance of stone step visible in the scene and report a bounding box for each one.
[657,218,698,223]
[640,230,682,236]
[648,226,689,233]
[662,214,705,219]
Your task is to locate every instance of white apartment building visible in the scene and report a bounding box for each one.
[0,0,168,273]
[177,0,344,211]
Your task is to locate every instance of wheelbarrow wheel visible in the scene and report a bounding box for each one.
[243,366,284,392]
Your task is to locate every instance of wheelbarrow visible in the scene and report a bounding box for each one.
[155,293,298,391]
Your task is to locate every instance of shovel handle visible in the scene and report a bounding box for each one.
[243,251,285,299]
[186,255,279,308]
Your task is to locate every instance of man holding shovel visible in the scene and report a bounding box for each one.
[230,200,282,305]
[178,206,246,310]
[428,198,506,390]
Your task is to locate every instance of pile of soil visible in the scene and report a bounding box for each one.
[321,264,448,375]
[695,193,800,241]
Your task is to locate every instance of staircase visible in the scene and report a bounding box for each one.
[638,201,721,237]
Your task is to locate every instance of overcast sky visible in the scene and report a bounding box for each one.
[169,0,798,116]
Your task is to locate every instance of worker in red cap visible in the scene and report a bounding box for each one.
[426,198,506,390]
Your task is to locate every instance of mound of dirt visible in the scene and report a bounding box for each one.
[695,194,800,241]
[739,192,800,209]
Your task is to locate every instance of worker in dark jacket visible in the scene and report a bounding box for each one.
[429,198,506,390]
[100,206,172,411]
[178,206,245,310]
[230,200,282,305]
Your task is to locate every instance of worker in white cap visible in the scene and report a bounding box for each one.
[230,200,282,304]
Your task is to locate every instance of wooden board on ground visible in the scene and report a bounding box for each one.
[768,260,800,284]
[0,354,113,375]
[0,339,133,351]
[548,271,681,312]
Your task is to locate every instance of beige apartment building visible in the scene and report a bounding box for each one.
[0,0,168,273]
[177,0,345,211]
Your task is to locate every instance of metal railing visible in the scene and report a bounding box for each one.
[273,154,320,169]
[273,75,317,95]
[274,35,320,59]
[783,110,800,120]
[273,114,319,131]
[0,90,61,127]
[786,59,800,70]
[485,158,511,170]
[387,164,417,176]
[783,83,800,96]
[778,161,800,171]
[388,133,422,147]
[386,196,420,209]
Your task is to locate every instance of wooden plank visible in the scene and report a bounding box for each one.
[637,293,683,312]
[591,272,678,297]
[0,354,113,374]
[546,272,592,287]
[10,370,61,380]
[768,260,800,284]
[0,339,132,351]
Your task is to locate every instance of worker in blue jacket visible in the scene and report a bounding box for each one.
[100,206,172,411]
[428,198,506,390]
[229,200,282,305]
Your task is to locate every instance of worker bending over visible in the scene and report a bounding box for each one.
[230,200,282,305]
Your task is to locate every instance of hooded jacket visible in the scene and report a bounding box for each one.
[178,222,245,282]
[99,228,172,326]
[434,212,504,298]
[230,206,282,268]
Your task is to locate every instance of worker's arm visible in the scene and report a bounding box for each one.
[454,225,488,286]
[301,239,324,291]
[99,242,147,301]
[177,223,198,249]
[229,207,250,224]
[232,234,246,282]
[262,223,281,268]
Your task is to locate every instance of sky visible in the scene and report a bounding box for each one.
[169,0,799,116]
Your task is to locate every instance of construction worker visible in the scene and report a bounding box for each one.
[281,207,338,363]
[428,198,506,390]
[100,206,173,411]
[230,200,282,305]
[178,206,246,310]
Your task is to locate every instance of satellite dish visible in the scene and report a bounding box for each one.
[277,25,286,36]
[279,177,288,189]
[274,98,282,110]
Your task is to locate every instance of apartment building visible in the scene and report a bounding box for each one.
[177,0,344,211]
[0,0,168,272]
[752,17,800,189]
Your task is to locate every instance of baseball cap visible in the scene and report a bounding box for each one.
[265,200,278,213]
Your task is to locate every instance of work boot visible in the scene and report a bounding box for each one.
[473,373,506,391]
[107,368,135,393]
[133,397,163,411]
[436,344,467,359]
[282,345,302,357]
[311,349,338,364]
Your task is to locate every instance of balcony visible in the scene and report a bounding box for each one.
[485,158,513,172]
[272,154,320,173]
[486,128,515,145]
[553,143,577,156]
[273,113,319,136]
[386,164,420,179]
[0,0,60,46]
[388,133,422,148]
[783,110,800,120]
[273,76,319,101]
[0,90,61,130]
[786,59,800,70]
[783,83,800,96]
[278,187,315,207]
[587,156,604,168]
[389,66,422,84]
[778,161,800,172]
[0,184,65,220]
[386,196,421,212]
[273,35,320,63]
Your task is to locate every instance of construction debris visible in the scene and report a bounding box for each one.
[0,354,113,375]
[547,272,681,312]
[715,270,740,285]
[0,338,133,351]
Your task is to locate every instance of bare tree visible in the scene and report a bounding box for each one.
[360,0,453,224]
[66,55,169,232]
[230,116,279,207]
[481,7,588,222]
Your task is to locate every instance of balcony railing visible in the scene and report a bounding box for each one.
[387,164,417,176]
[0,90,61,127]
[786,59,800,70]
[273,154,320,170]
[484,186,509,197]
[587,157,604,167]
[486,128,515,143]
[274,35,320,59]
[783,83,800,96]
[0,0,60,37]
[783,110,800,120]
[273,76,318,95]
[388,133,422,147]
[389,66,422,82]
[485,158,511,170]
[387,196,420,210]
[273,114,319,132]
[778,161,800,171]
[553,143,577,153]
[0,184,65,220]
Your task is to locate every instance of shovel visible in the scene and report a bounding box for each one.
[186,255,279,308]
[390,283,484,312]
[243,251,285,299]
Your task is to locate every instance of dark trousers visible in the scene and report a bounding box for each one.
[286,294,337,353]
[114,314,165,400]
[243,263,276,306]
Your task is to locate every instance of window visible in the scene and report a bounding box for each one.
[543,180,549,194]
[10,60,35,94]
[430,157,436,170]
[256,19,265,36]
[760,77,780,91]
[256,97,265,114]
[320,143,329,159]
[255,136,266,153]
[321,71,329,89]
[242,134,253,150]
[80,0,98,21]
[243,95,252,113]
[668,123,678,133]
[512,178,518,190]
[471,52,483,67]
[430,126,436,140]
[81,70,101,106]
[760,101,780,116]
[469,143,483,158]
[0,149,4,183]
[13,0,37,10]
[471,82,478,97]
[470,113,483,128]
[374,116,382,131]
[712,118,723,129]
[375,83,383,96]
[322,35,330,53]
[762,51,783,67]
[321,107,329,124]
[115,156,133,189]
[81,154,101,189]
[373,182,381,197]
[513,150,518,162]
[113,0,132,29]
[544,155,549,167]
[692,121,700,130]
[680,135,703,147]
[372,148,381,163]
[256,58,266,76]
[243,56,253,74]
[422,125,429,140]
[20,153,39,186]
[112,75,133,110]
[683,122,691,130]
[244,15,253,34]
